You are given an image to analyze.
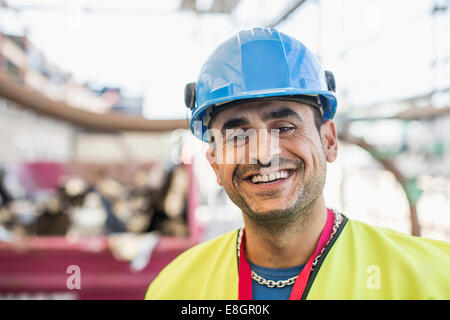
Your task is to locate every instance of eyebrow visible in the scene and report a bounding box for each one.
[262,107,303,123]
[219,107,303,132]
[221,117,250,131]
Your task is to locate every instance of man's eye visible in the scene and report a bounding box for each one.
[278,126,295,134]
[227,134,244,141]
[225,134,248,147]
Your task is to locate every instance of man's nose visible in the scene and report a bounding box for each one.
[249,129,281,166]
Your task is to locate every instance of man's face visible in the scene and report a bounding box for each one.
[206,100,338,223]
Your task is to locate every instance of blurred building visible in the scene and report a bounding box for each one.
[97,87,144,116]
[0,2,152,164]
[0,2,108,113]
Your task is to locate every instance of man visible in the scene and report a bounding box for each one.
[145,28,449,300]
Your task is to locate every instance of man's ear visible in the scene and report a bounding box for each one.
[205,146,223,186]
[320,120,338,163]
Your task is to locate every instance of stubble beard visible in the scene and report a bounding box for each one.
[226,162,327,236]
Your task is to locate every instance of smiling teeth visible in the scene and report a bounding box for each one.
[251,170,289,183]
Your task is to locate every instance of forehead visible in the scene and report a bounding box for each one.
[209,100,313,128]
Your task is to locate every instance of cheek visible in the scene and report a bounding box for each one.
[280,131,324,166]
[218,165,236,187]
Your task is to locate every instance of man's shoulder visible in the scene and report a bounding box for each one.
[346,218,450,257]
[311,216,450,299]
[176,228,239,263]
[145,229,239,300]
[157,228,239,274]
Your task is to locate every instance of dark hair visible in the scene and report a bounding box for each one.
[312,105,326,132]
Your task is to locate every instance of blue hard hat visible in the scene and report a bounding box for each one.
[185,27,337,141]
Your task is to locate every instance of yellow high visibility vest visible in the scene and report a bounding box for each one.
[145,217,450,300]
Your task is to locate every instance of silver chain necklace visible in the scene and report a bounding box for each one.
[237,209,343,288]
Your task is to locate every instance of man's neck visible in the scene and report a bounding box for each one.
[242,197,328,269]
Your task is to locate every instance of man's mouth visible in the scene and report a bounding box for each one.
[247,169,293,184]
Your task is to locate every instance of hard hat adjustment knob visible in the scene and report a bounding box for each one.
[325,70,336,93]
[184,82,196,110]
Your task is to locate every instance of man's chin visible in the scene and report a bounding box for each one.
[244,205,298,221]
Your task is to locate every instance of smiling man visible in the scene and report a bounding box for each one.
[145,28,449,300]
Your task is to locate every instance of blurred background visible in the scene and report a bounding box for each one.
[0,0,449,299]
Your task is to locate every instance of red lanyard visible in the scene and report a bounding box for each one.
[238,209,335,300]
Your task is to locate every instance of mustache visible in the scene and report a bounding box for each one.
[235,157,304,179]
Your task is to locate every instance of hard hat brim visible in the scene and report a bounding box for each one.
[190,89,337,141]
